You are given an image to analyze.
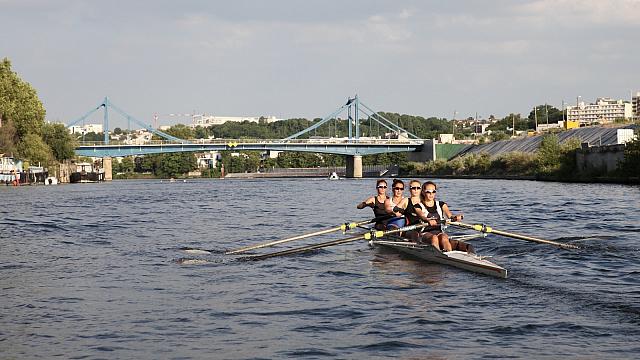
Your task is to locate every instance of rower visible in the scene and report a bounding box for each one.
[415,181,471,253]
[398,179,424,241]
[384,179,407,230]
[357,179,389,230]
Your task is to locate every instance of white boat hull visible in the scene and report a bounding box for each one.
[374,240,507,279]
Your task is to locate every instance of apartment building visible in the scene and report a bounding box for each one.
[566,97,632,125]
[191,115,281,128]
[69,123,104,134]
[633,92,640,120]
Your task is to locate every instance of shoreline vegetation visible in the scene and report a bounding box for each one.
[404,134,640,184]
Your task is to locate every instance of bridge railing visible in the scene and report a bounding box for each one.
[77,138,426,146]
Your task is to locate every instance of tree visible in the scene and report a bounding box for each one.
[120,157,135,173]
[42,122,76,161]
[153,124,194,140]
[0,117,17,155]
[528,105,563,127]
[16,133,53,165]
[155,152,197,178]
[0,58,46,139]
[619,138,640,176]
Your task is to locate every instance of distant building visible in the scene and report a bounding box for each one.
[566,97,632,125]
[633,92,640,120]
[474,123,490,134]
[196,152,220,169]
[69,123,104,134]
[191,115,281,128]
[438,134,454,144]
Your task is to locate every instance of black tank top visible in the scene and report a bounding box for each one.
[404,198,423,225]
[423,201,447,232]
[372,196,389,218]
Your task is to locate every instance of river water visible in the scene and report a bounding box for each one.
[1,178,639,359]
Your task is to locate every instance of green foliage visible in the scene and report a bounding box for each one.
[42,122,76,161]
[275,152,323,168]
[490,152,537,175]
[619,138,640,176]
[113,157,135,174]
[219,151,262,173]
[155,152,197,177]
[489,131,510,142]
[200,168,221,178]
[134,153,197,178]
[464,153,492,174]
[535,134,562,174]
[487,113,532,132]
[0,58,46,138]
[0,117,18,155]
[17,133,53,165]
[535,134,581,176]
[154,124,194,140]
[76,131,103,142]
[527,105,563,126]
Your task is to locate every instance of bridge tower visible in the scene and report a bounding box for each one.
[284,95,420,178]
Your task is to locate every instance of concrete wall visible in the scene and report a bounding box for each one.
[407,139,436,162]
[576,143,626,174]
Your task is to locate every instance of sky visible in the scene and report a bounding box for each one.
[2,0,639,129]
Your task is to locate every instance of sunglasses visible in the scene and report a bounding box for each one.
[377,185,387,189]
[393,187,404,190]
[410,186,421,190]
[423,189,436,194]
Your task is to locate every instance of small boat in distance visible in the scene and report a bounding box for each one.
[329,172,340,180]
[44,176,58,185]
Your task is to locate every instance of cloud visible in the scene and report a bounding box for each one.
[514,0,640,27]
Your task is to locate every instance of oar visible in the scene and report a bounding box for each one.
[449,221,579,249]
[247,222,433,260]
[225,215,392,255]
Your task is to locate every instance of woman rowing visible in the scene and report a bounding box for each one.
[397,179,424,240]
[415,181,471,253]
[383,179,406,230]
[356,179,389,230]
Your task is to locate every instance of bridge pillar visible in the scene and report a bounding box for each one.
[346,155,363,178]
[103,157,112,181]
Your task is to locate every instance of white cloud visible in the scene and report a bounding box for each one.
[514,0,640,27]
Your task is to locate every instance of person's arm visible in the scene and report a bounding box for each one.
[442,203,463,222]
[384,198,394,214]
[391,197,408,216]
[357,196,374,209]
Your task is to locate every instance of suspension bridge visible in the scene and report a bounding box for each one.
[68,96,434,177]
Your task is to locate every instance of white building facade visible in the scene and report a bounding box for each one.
[69,123,104,134]
[191,115,280,128]
[566,97,632,125]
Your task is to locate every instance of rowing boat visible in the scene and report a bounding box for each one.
[371,240,508,279]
